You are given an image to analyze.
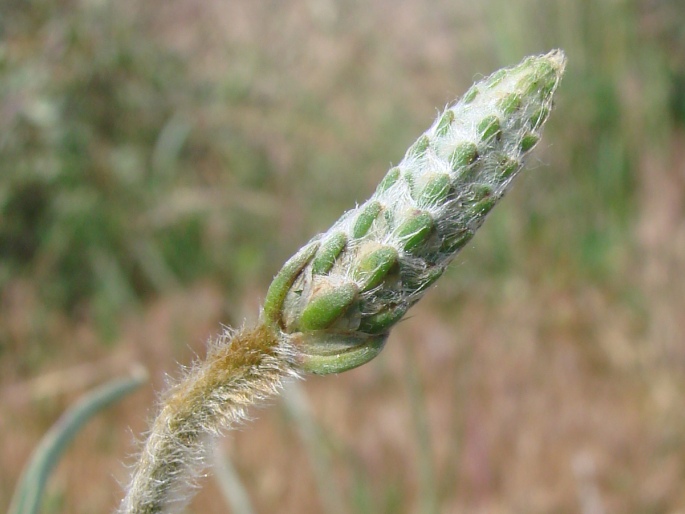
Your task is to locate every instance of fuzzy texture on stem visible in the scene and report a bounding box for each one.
[118,325,299,514]
[119,51,566,514]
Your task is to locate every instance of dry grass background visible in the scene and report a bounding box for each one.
[2,0,685,512]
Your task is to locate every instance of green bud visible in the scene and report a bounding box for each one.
[407,134,430,159]
[518,60,557,98]
[498,156,520,180]
[312,232,347,275]
[497,93,521,115]
[354,245,398,291]
[486,69,507,87]
[449,142,478,170]
[520,133,539,152]
[417,173,451,206]
[353,201,382,238]
[435,110,455,136]
[396,212,435,252]
[471,184,493,201]
[376,167,401,194]
[537,63,558,97]
[469,197,496,217]
[463,85,479,104]
[299,283,359,331]
[403,169,416,191]
[441,230,474,254]
[529,106,550,128]
[358,304,408,334]
[263,51,566,376]
[403,266,444,294]
[478,115,501,142]
[416,266,444,293]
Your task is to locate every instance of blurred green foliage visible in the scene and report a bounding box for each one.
[0,0,285,333]
[3,1,192,314]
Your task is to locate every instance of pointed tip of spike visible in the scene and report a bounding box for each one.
[546,49,567,74]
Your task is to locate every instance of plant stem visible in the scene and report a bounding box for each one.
[118,325,298,514]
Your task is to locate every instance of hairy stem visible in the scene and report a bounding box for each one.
[119,324,298,514]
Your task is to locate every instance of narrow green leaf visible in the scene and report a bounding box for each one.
[8,369,147,514]
[262,241,319,328]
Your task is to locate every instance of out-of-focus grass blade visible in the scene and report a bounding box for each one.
[404,344,440,514]
[212,444,256,514]
[282,381,346,514]
[8,366,148,514]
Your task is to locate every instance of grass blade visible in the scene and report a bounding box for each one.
[8,366,147,514]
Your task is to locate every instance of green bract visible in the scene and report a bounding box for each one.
[312,232,347,275]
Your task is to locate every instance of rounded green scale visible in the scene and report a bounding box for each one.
[418,266,444,292]
[471,183,493,201]
[449,142,478,170]
[497,93,521,115]
[396,211,435,252]
[407,134,430,159]
[518,61,557,99]
[529,106,550,128]
[486,68,507,88]
[312,232,347,275]
[440,229,474,254]
[298,282,359,331]
[463,86,479,104]
[376,167,401,194]
[353,201,382,239]
[497,156,520,180]
[382,207,395,230]
[354,245,398,292]
[403,169,416,191]
[520,133,539,152]
[469,197,496,218]
[358,304,408,334]
[417,173,451,206]
[537,65,558,97]
[435,110,455,137]
[403,265,444,294]
[478,115,501,142]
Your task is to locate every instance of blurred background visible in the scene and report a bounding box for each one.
[2,0,684,512]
